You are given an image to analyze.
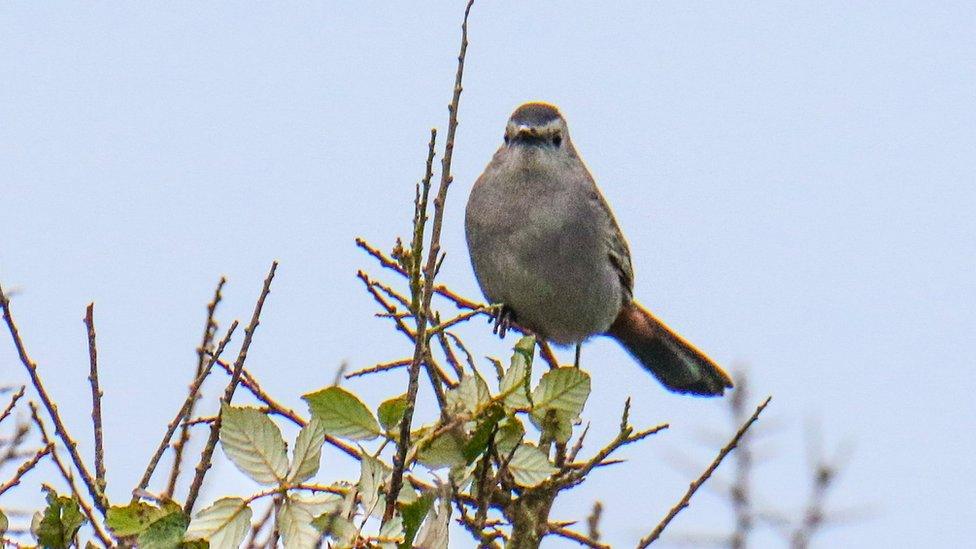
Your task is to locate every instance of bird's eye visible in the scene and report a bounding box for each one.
[552,135,562,147]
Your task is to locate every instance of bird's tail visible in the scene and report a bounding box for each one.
[607,301,733,396]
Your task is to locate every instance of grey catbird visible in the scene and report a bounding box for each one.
[465,102,733,396]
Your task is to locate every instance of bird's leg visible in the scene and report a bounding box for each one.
[490,304,516,338]
[574,343,582,368]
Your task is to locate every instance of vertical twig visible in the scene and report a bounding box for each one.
[185,262,278,514]
[385,0,475,523]
[29,403,114,547]
[134,321,239,497]
[637,397,772,548]
[729,373,753,549]
[84,303,106,496]
[0,282,107,514]
[165,277,225,498]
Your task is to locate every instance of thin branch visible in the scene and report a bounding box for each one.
[345,358,412,379]
[0,282,106,514]
[185,262,278,513]
[385,0,475,524]
[548,524,610,549]
[586,501,603,542]
[0,386,25,425]
[84,303,106,495]
[165,277,225,498]
[134,320,239,497]
[637,396,773,548]
[28,403,114,547]
[0,443,51,496]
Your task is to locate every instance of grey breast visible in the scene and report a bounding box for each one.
[465,146,624,344]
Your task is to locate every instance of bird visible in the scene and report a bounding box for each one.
[464,101,733,396]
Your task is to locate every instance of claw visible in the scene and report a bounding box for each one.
[491,305,516,339]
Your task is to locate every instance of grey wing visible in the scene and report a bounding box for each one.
[582,173,635,305]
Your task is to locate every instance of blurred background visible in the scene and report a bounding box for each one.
[2,2,974,547]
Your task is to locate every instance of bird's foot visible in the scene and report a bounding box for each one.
[489,304,516,338]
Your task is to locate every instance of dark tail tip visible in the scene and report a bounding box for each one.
[608,302,733,397]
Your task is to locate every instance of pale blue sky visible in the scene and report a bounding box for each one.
[2,2,974,547]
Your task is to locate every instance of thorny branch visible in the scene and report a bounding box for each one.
[384,0,475,524]
[0,282,107,514]
[185,261,277,514]
[84,304,106,496]
[637,396,773,548]
[165,276,225,498]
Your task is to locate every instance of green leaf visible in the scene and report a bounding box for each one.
[499,337,535,410]
[288,418,326,483]
[184,497,252,549]
[463,404,504,463]
[378,514,404,548]
[358,454,390,516]
[445,374,490,415]
[37,486,87,549]
[529,408,575,444]
[281,494,344,549]
[303,386,381,441]
[413,494,451,549]
[399,494,433,549]
[416,429,467,469]
[219,404,289,486]
[377,394,408,433]
[106,501,179,537]
[531,367,590,417]
[507,444,557,488]
[495,415,525,455]
[0,509,7,537]
[137,508,189,549]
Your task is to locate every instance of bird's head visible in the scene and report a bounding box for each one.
[503,102,570,151]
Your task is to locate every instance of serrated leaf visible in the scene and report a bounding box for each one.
[288,418,326,483]
[445,374,490,415]
[137,508,189,549]
[499,337,535,410]
[531,367,590,417]
[358,454,390,516]
[495,415,525,455]
[413,494,451,549]
[399,494,433,549]
[529,408,575,444]
[416,428,467,469]
[508,444,557,488]
[378,514,404,548]
[106,502,174,537]
[463,404,504,463]
[377,395,408,433]
[280,494,343,549]
[184,497,252,549]
[219,404,289,485]
[303,386,381,441]
[37,487,87,549]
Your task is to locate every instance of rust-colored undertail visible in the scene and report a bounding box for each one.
[607,301,733,396]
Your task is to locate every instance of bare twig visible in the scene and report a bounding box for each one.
[134,320,239,497]
[0,282,106,514]
[28,403,114,547]
[345,358,412,379]
[637,396,772,548]
[587,501,603,542]
[0,443,51,496]
[385,0,476,524]
[165,277,225,498]
[84,303,107,496]
[185,262,277,513]
[0,386,25,425]
[549,524,610,549]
